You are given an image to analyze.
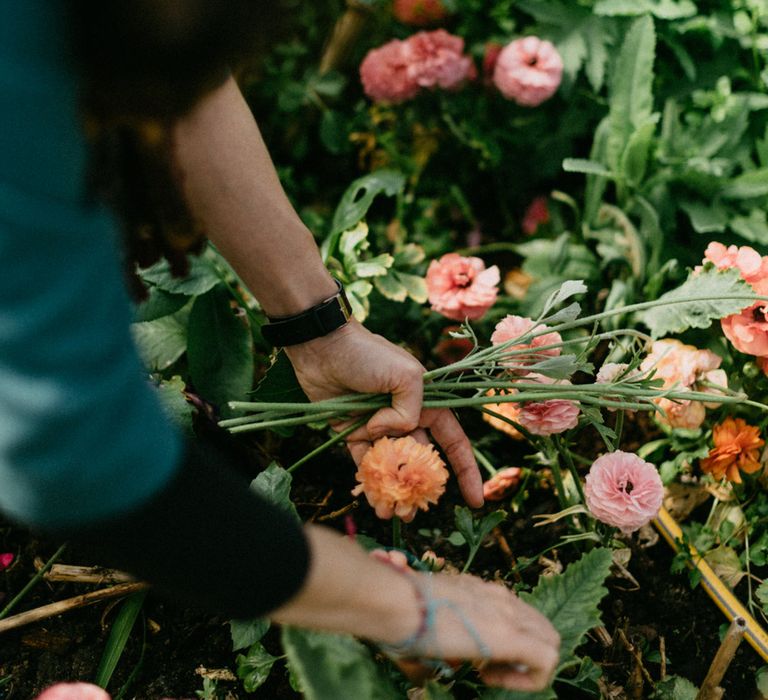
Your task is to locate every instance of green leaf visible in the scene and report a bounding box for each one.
[346,280,374,321]
[94,590,147,689]
[319,110,349,155]
[393,243,426,267]
[756,666,768,696]
[230,618,270,652]
[131,314,187,371]
[651,675,698,699]
[353,253,394,278]
[250,462,301,524]
[731,210,768,244]
[641,267,755,338]
[543,280,588,311]
[620,115,659,187]
[562,158,614,177]
[374,273,408,302]
[251,350,309,404]
[236,642,278,693]
[679,200,728,234]
[134,287,188,322]
[322,171,406,259]
[480,687,555,700]
[454,507,507,551]
[754,579,768,612]
[156,376,194,435]
[721,169,768,199]
[138,254,221,296]
[594,0,695,18]
[187,285,254,412]
[521,548,613,662]
[281,627,401,700]
[607,15,656,172]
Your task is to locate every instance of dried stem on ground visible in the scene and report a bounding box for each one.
[696,617,746,700]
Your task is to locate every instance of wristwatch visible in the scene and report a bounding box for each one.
[260,279,352,347]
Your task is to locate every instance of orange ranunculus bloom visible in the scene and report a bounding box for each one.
[352,436,449,522]
[700,418,765,483]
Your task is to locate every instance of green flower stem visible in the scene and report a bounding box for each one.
[472,446,497,477]
[554,435,587,506]
[547,444,570,512]
[287,417,369,473]
[614,409,625,445]
[0,543,66,621]
[477,406,535,442]
[392,516,403,549]
[227,410,341,433]
[229,400,387,413]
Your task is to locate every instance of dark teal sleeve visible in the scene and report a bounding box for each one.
[0,3,182,529]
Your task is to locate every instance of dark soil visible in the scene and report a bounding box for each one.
[0,423,766,699]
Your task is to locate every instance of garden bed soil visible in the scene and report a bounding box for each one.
[0,430,765,699]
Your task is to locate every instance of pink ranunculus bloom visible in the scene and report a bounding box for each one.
[483,467,523,501]
[0,553,13,570]
[426,253,500,321]
[404,30,476,90]
[585,451,664,535]
[640,339,726,430]
[702,241,768,290]
[360,39,420,103]
[491,315,562,371]
[36,683,111,700]
[492,36,563,107]
[518,397,580,436]
[721,303,768,357]
[393,0,449,26]
[521,196,550,235]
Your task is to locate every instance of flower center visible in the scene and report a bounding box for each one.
[526,56,538,67]
[623,480,634,494]
[752,306,766,323]
[453,271,473,288]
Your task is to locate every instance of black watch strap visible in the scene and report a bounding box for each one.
[261,279,352,347]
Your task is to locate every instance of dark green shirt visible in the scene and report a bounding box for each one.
[0,3,182,528]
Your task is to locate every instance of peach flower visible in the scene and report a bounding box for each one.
[36,684,111,700]
[585,451,664,535]
[360,39,420,103]
[404,30,476,90]
[700,417,764,483]
[483,390,524,439]
[483,467,523,501]
[393,0,449,25]
[721,304,768,357]
[352,436,449,522]
[640,339,726,430]
[426,253,500,321]
[421,549,446,570]
[522,196,550,235]
[491,315,562,371]
[702,242,768,292]
[493,37,563,107]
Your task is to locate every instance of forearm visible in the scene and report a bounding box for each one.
[172,76,336,316]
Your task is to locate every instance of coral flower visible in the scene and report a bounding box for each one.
[640,339,726,430]
[352,436,449,522]
[360,39,420,103]
[483,467,523,501]
[518,397,580,436]
[585,451,664,535]
[721,304,768,357]
[404,30,476,90]
[36,684,111,700]
[522,196,550,235]
[483,390,524,439]
[493,37,563,107]
[700,417,765,483]
[393,0,449,26]
[702,241,768,291]
[491,315,562,371]
[426,253,500,321]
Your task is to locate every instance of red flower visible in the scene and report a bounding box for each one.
[393,0,449,26]
[522,196,550,235]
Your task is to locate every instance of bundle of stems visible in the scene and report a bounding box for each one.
[220,286,768,436]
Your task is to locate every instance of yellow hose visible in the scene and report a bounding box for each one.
[653,506,768,662]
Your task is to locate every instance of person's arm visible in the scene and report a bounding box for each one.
[171,76,482,507]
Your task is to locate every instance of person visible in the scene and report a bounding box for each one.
[0,2,560,693]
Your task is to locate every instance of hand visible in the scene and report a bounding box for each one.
[285,320,483,507]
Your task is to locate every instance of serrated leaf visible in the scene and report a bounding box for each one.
[721,169,768,199]
[680,200,728,233]
[131,314,187,371]
[250,462,300,524]
[187,285,254,412]
[236,642,278,693]
[595,0,695,18]
[138,254,220,296]
[641,267,755,338]
[323,171,406,259]
[607,16,656,172]
[230,617,270,651]
[651,675,698,699]
[520,548,613,662]
[562,158,614,177]
[755,580,768,612]
[281,627,401,700]
[730,209,768,244]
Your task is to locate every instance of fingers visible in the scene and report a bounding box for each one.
[365,361,423,440]
[419,409,484,508]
